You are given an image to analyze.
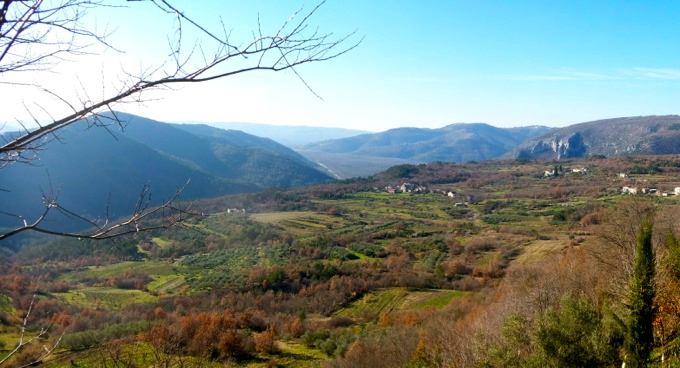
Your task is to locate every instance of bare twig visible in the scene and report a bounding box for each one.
[0,1,359,162]
[0,295,64,367]
[0,180,197,240]
[0,1,359,241]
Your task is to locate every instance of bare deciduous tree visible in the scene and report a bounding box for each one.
[0,0,359,240]
[590,198,656,300]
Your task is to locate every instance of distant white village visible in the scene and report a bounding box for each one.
[621,185,680,197]
[543,166,588,177]
[383,182,471,207]
[616,171,680,196]
[380,165,680,202]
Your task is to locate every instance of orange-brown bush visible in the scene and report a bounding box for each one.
[254,326,278,354]
[440,259,472,277]
[323,327,419,368]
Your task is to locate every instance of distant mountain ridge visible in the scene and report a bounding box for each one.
[7,112,679,235]
[508,115,680,160]
[0,123,21,133]
[176,121,369,148]
[0,113,331,233]
[303,123,552,164]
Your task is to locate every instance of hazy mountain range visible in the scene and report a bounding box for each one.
[6,112,680,236]
[299,123,552,177]
[0,113,331,233]
[176,121,368,148]
[0,122,21,133]
[304,123,550,161]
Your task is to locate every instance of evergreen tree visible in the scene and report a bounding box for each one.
[665,228,680,279]
[624,221,656,367]
[537,295,622,367]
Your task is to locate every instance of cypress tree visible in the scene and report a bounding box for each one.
[665,228,680,279]
[624,221,656,367]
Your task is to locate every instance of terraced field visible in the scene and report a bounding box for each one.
[44,342,223,368]
[251,211,353,236]
[59,261,183,283]
[54,288,157,310]
[335,288,465,320]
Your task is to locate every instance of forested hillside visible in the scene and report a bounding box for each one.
[303,123,551,162]
[178,121,369,148]
[300,123,551,178]
[0,113,331,236]
[2,155,680,367]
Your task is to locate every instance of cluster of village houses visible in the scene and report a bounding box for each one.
[383,183,471,207]
[621,185,680,196]
[541,166,680,197]
[382,165,680,201]
[543,166,588,177]
[616,172,680,196]
[384,182,428,194]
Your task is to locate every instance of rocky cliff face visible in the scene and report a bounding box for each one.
[517,132,586,160]
[509,115,680,160]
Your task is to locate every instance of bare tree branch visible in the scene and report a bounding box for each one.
[0,1,359,241]
[0,180,197,241]
[0,295,64,367]
[0,0,120,75]
[0,0,359,165]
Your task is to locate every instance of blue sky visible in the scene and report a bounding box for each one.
[3,1,680,132]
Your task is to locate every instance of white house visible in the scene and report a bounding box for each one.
[400,183,415,192]
[622,186,638,195]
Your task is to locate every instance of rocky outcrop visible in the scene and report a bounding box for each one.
[509,115,680,160]
[517,132,586,160]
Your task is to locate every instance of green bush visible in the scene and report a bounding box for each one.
[484,295,623,368]
[348,242,386,258]
[61,320,151,351]
[443,207,471,219]
[302,329,331,347]
[327,246,359,261]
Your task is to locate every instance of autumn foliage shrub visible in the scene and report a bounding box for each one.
[284,317,305,338]
[254,326,278,354]
[107,271,153,290]
[328,316,354,329]
[140,310,262,360]
[464,238,503,254]
[440,259,472,277]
